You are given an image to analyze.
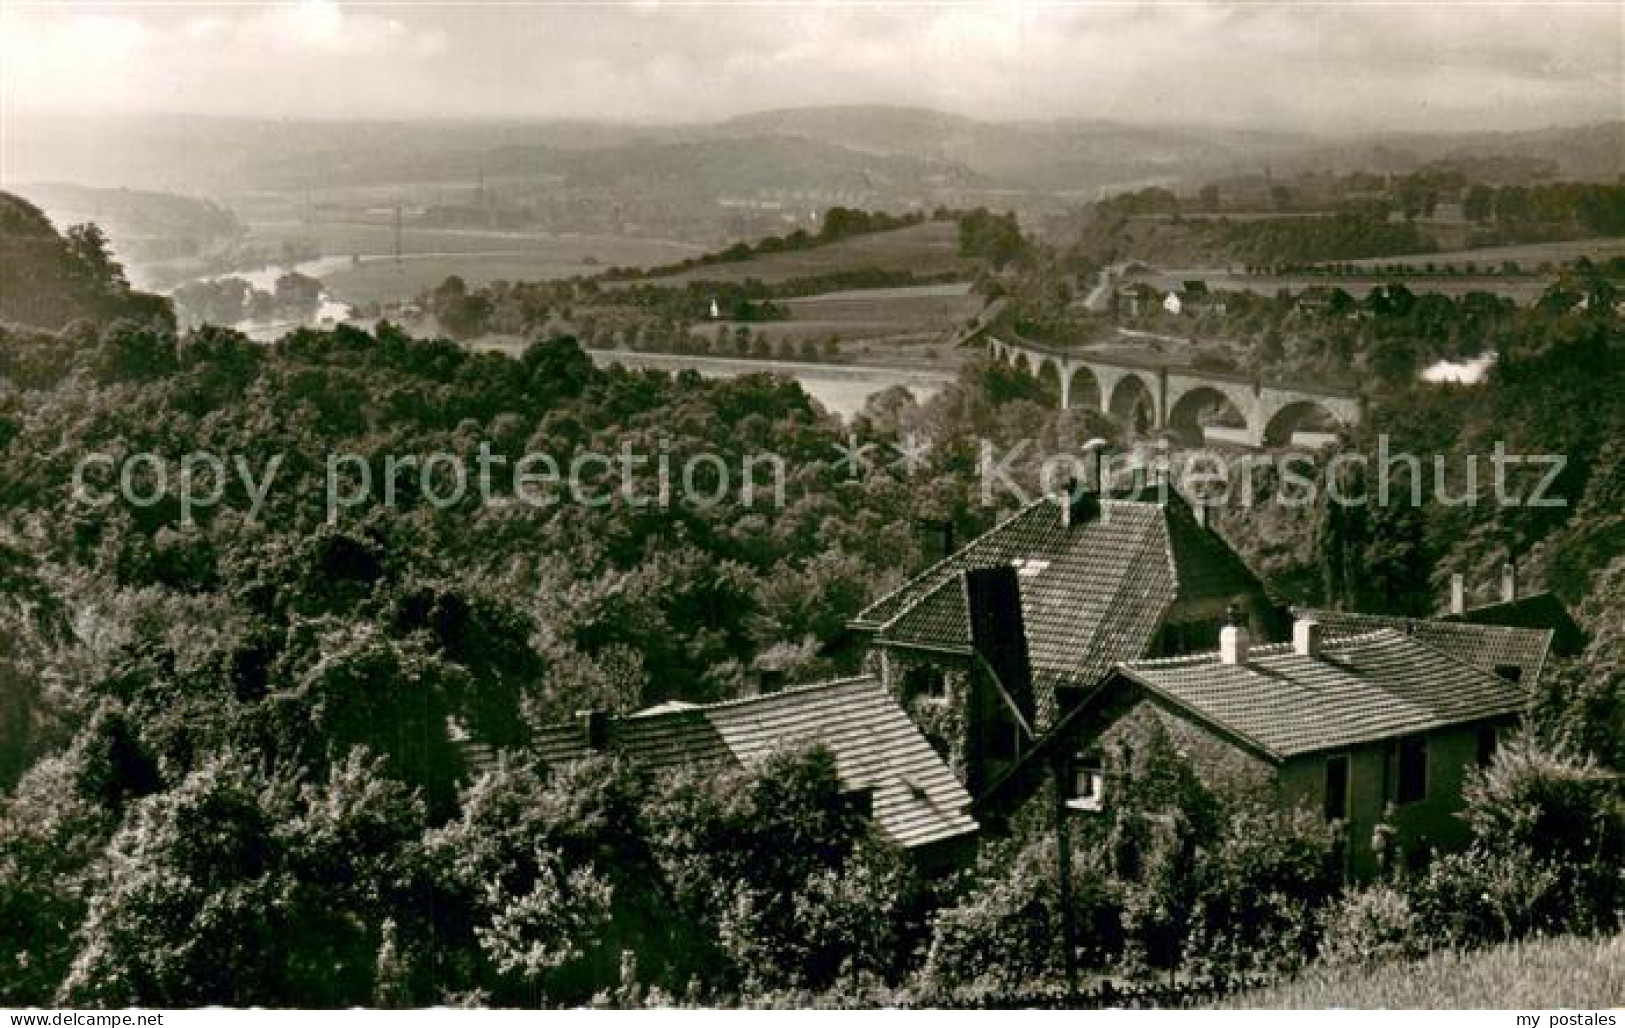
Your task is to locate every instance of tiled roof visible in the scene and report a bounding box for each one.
[533,676,978,851]
[851,492,1276,717]
[1449,592,1588,658]
[1118,629,1528,761]
[1294,607,1553,685]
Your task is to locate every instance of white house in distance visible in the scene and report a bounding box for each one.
[1162,291,1183,315]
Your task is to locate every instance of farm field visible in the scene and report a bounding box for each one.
[778,281,978,333]
[1188,271,1555,303]
[245,218,704,263]
[1217,933,1625,1009]
[680,282,978,366]
[623,220,978,286]
[240,219,706,306]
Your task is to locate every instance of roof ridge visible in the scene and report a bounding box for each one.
[1301,606,1553,640]
[1123,629,1402,671]
[644,674,880,717]
[1122,650,1219,670]
[1319,627,1404,648]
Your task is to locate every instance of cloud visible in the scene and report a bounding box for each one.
[3,1,1618,130]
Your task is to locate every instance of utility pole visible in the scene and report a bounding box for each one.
[1053,753,1080,1000]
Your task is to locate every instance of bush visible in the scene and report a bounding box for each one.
[1184,805,1340,977]
[1451,737,1625,939]
[917,834,1124,998]
[1408,846,1568,949]
[1319,885,1426,967]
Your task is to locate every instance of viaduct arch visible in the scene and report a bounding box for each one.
[986,334,1362,447]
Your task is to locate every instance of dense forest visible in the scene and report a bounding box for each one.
[1,192,1621,1006]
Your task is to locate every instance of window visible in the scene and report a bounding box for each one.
[1323,755,1349,821]
[1397,736,1428,804]
[1493,664,1524,683]
[1073,766,1101,799]
[1070,752,1106,811]
[1476,725,1499,766]
[904,664,946,701]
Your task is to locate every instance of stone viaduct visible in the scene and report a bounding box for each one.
[987,334,1363,447]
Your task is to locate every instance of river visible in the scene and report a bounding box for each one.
[175,259,957,420]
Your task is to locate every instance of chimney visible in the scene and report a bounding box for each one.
[1219,605,1251,666]
[1449,573,1465,616]
[577,709,609,751]
[1060,482,1098,528]
[1084,438,1109,495]
[964,565,1034,795]
[1501,561,1518,604]
[1293,618,1324,659]
[915,517,956,559]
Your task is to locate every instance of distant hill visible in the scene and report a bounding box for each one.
[720,107,1625,191]
[720,106,1312,192]
[0,191,173,331]
[1282,122,1625,184]
[14,109,1620,202]
[14,183,244,289]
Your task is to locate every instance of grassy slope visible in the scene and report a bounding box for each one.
[1219,934,1625,1009]
[625,221,978,287]
[1333,237,1625,269]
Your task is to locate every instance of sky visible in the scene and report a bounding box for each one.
[3,1,1622,132]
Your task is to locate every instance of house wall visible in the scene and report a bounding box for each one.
[1081,694,1508,881]
[874,643,1040,799]
[1277,721,1507,880]
[1092,700,1277,805]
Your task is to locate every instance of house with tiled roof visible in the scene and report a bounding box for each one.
[531,676,979,867]
[1443,564,1588,659]
[849,484,1286,799]
[984,618,1528,879]
[1292,606,1554,686]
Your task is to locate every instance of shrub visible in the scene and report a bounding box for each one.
[917,834,1124,998]
[1452,736,1625,939]
[1319,885,1426,967]
[1184,805,1340,977]
[1408,846,1567,949]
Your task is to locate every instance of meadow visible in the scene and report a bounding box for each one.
[1217,933,1625,1009]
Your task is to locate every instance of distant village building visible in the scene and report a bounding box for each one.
[1114,283,1162,318]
